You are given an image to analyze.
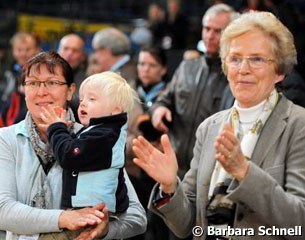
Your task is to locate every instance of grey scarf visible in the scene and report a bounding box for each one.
[24,108,75,209]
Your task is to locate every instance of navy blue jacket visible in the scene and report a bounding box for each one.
[47,113,129,212]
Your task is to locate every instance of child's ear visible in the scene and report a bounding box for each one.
[111,106,123,115]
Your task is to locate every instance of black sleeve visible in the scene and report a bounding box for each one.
[47,122,119,171]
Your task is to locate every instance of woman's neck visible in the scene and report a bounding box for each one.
[235,100,266,124]
[32,117,48,142]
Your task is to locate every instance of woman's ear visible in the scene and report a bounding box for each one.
[67,83,76,101]
[275,74,285,84]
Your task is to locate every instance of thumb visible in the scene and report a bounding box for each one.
[223,122,234,133]
[165,110,172,122]
[38,123,48,131]
[93,203,106,211]
[66,120,73,127]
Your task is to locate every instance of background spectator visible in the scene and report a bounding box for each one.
[0,31,41,127]
[57,33,88,122]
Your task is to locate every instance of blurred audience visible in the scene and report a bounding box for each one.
[147,3,166,49]
[0,32,40,127]
[162,0,189,50]
[57,33,87,122]
[150,4,237,180]
[92,27,138,89]
[128,46,169,240]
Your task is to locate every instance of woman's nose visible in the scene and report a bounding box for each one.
[238,59,251,73]
[36,83,48,95]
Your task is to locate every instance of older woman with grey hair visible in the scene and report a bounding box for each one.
[132,11,305,239]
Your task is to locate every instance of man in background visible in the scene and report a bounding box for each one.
[57,33,87,120]
[92,27,137,88]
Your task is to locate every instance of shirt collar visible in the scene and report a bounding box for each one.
[110,55,130,72]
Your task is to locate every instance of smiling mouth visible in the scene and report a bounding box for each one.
[237,81,255,85]
[36,102,53,106]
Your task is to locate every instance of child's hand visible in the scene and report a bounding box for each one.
[39,105,67,130]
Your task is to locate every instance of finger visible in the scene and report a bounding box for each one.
[215,152,227,164]
[102,207,108,221]
[40,107,52,120]
[137,136,157,155]
[158,122,169,133]
[83,215,102,225]
[221,123,239,142]
[53,106,63,116]
[74,229,91,240]
[217,136,235,151]
[60,108,67,121]
[152,112,162,127]
[214,142,231,160]
[161,134,175,159]
[132,146,149,163]
[40,112,48,122]
[133,138,151,157]
[133,157,150,173]
[89,222,107,240]
[45,105,56,117]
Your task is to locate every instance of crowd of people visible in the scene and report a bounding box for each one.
[0,0,305,239]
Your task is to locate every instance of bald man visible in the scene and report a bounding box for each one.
[58,34,87,122]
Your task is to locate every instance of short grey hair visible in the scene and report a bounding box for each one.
[202,3,238,26]
[92,27,131,56]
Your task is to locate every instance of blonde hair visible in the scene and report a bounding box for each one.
[80,71,138,114]
[220,11,297,75]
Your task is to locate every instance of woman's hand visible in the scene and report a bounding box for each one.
[133,134,178,193]
[75,205,109,240]
[214,123,249,181]
[58,203,105,231]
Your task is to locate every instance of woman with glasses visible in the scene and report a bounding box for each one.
[0,51,146,240]
[132,11,305,239]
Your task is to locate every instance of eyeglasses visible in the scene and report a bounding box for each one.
[226,55,275,69]
[23,80,68,89]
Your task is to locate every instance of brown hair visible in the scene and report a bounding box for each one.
[21,51,74,86]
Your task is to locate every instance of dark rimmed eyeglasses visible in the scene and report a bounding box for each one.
[23,80,68,89]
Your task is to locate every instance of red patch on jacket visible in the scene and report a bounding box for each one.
[73,148,80,155]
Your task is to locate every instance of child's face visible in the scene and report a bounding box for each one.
[78,83,116,126]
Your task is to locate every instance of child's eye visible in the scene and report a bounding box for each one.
[89,98,96,101]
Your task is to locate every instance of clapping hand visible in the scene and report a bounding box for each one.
[133,134,178,193]
[214,123,249,181]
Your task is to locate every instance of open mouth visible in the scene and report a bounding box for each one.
[80,110,87,115]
